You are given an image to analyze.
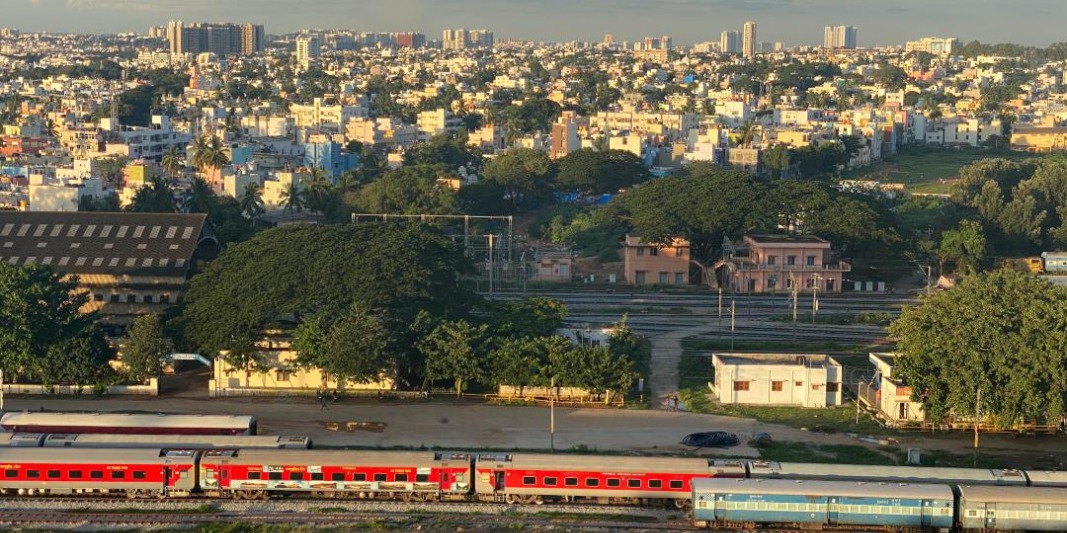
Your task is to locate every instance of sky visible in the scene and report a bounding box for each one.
[6,0,1065,47]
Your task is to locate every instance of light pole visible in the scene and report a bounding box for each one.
[811,274,822,324]
[730,298,736,353]
[717,287,723,331]
[549,376,556,453]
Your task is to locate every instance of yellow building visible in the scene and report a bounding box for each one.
[1010,126,1067,152]
[210,333,395,397]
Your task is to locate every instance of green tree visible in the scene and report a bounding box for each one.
[161,145,184,182]
[480,148,556,210]
[488,297,568,339]
[126,176,175,213]
[122,314,172,383]
[180,224,476,378]
[556,149,651,195]
[0,263,112,386]
[292,302,393,385]
[239,182,265,222]
[487,336,571,395]
[418,319,488,397]
[280,181,305,220]
[355,164,459,215]
[938,220,988,276]
[402,133,482,170]
[762,143,790,179]
[891,269,1067,427]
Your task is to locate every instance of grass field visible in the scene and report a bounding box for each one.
[841,146,1038,194]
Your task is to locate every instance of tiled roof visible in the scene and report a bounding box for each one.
[0,212,209,278]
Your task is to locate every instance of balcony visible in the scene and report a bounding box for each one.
[733,261,851,273]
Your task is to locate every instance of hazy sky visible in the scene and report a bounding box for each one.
[7,0,1065,47]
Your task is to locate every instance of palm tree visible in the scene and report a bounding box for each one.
[182,177,216,214]
[161,145,183,182]
[239,182,265,224]
[280,181,305,222]
[205,136,230,171]
[189,135,210,173]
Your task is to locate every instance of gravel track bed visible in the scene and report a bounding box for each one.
[0,496,680,518]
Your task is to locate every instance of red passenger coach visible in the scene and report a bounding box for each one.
[0,448,198,497]
[474,454,745,506]
[198,450,473,500]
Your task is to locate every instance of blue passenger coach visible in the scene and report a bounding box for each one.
[692,478,955,531]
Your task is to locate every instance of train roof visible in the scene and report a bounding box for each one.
[491,454,741,474]
[692,478,954,500]
[959,485,1067,505]
[0,447,194,463]
[200,449,467,466]
[748,461,1026,485]
[1020,470,1067,487]
[39,433,308,449]
[0,412,255,430]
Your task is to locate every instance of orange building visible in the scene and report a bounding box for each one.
[622,235,690,286]
[730,234,849,294]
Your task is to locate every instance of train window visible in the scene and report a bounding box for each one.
[522,476,536,485]
[669,480,684,489]
[268,472,282,481]
[133,472,147,480]
[290,473,304,481]
[311,473,323,481]
[564,477,578,486]
[26,470,39,478]
[416,474,429,483]
[248,472,261,480]
[332,473,345,482]
[3,469,16,478]
[374,474,387,482]
[69,471,83,479]
[354,473,367,481]
[543,477,557,486]
[47,470,61,479]
[111,471,124,480]
[90,471,103,479]
[649,480,662,488]
[585,478,599,487]
[606,478,620,487]
[627,479,641,488]
[395,474,408,482]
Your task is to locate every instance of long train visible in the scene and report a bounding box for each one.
[1,447,1066,531]
[693,478,1067,532]
[0,412,257,436]
[0,432,311,449]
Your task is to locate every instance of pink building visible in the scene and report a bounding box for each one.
[622,235,690,286]
[730,234,850,294]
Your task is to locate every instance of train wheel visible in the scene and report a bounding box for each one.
[505,494,520,504]
[674,499,692,510]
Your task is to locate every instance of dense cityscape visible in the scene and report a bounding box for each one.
[1,4,1067,530]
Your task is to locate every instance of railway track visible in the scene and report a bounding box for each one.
[0,501,694,530]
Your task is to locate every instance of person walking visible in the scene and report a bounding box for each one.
[319,391,329,411]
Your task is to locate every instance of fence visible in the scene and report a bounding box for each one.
[1,379,158,397]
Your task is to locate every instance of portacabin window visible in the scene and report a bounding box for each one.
[543,477,557,486]
[522,476,536,486]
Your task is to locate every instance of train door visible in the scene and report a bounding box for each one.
[493,471,505,491]
[827,497,839,525]
[714,494,726,521]
[984,504,997,530]
[163,467,172,495]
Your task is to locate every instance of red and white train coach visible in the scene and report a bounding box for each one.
[197,449,473,500]
[473,454,746,506]
[0,448,197,497]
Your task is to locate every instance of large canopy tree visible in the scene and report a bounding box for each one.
[556,149,651,196]
[180,223,478,379]
[0,263,113,386]
[890,269,1067,427]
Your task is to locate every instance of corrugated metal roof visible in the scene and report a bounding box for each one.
[205,449,448,466]
[501,453,719,474]
[0,212,208,278]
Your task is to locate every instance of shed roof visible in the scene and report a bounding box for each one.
[0,211,210,278]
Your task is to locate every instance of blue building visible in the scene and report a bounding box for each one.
[300,141,359,181]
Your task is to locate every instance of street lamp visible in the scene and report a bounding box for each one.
[811,274,822,324]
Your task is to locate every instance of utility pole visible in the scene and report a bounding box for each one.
[974,386,981,449]
[790,273,798,341]
[811,274,821,324]
[730,299,736,353]
[487,233,494,298]
[925,265,933,296]
[717,287,723,331]
[550,376,556,453]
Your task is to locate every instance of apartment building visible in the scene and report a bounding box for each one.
[730,234,850,294]
[622,234,690,286]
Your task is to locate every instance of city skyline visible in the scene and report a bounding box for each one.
[6,0,1066,47]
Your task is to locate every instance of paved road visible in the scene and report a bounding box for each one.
[2,396,863,457]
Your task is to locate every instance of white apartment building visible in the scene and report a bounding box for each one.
[28,176,107,212]
[863,353,926,426]
[416,108,463,140]
[290,97,367,134]
[709,353,843,408]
